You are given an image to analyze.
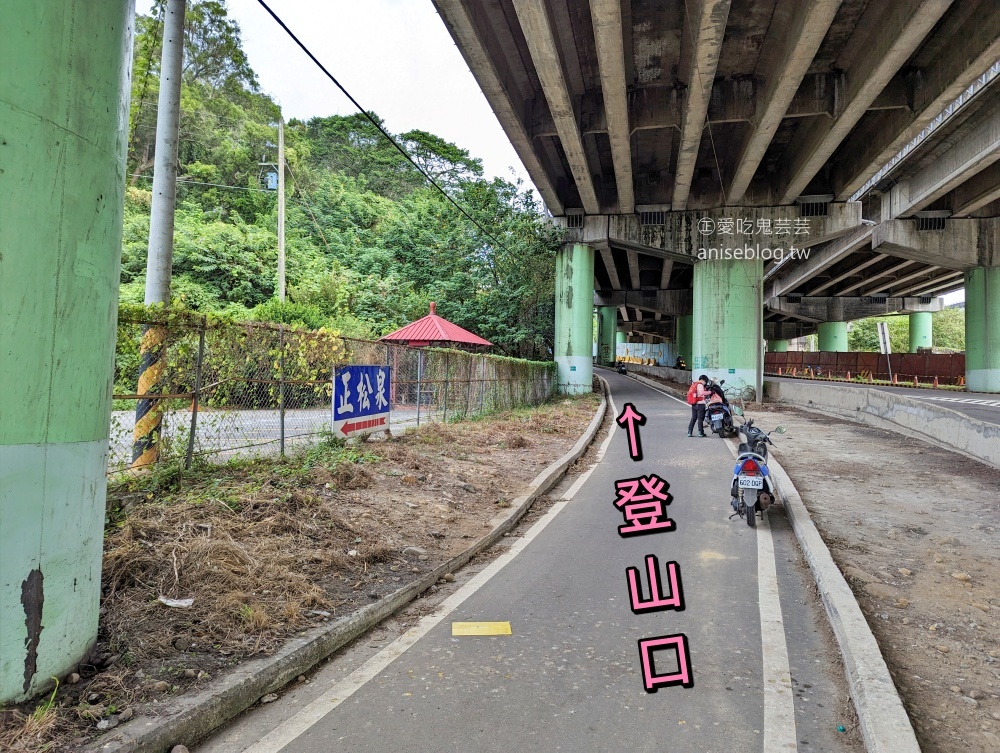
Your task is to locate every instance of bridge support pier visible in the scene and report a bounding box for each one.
[908,311,933,352]
[692,258,762,398]
[818,321,848,352]
[768,339,790,353]
[0,0,134,702]
[597,306,617,366]
[554,243,594,394]
[965,266,1000,393]
[676,314,693,369]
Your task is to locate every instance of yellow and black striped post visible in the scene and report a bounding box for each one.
[131,324,167,468]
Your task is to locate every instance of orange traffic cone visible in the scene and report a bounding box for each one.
[778,367,783,375]
[891,373,898,385]
[846,371,851,381]
[914,375,919,388]
[933,376,939,388]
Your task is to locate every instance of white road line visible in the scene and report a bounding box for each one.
[239,396,619,753]
[722,440,798,752]
[757,513,798,752]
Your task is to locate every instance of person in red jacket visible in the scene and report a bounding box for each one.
[686,375,710,437]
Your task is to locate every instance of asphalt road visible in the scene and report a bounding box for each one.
[198,373,858,753]
[767,376,1000,426]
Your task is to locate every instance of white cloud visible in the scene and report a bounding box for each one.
[221,0,531,187]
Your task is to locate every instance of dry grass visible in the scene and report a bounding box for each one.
[0,391,602,751]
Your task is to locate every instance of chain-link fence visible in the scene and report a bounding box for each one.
[109,316,556,473]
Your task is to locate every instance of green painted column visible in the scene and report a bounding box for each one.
[692,258,762,396]
[676,314,693,367]
[597,306,617,366]
[909,311,933,352]
[615,330,626,362]
[0,0,134,702]
[554,243,595,394]
[818,321,848,352]
[768,339,789,353]
[965,266,1000,393]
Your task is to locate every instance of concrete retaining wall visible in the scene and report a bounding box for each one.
[622,363,692,385]
[764,380,1000,469]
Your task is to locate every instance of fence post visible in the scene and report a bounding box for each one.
[185,319,207,470]
[416,348,423,427]
[443,351,450,423]
[279,325,286,456]
[466,354,474,418]
[480,356,487,415]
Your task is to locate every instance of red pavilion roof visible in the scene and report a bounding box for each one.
[379,302,492,347]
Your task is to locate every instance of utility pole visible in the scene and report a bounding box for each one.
[278,117,286,301]
[133,0,186,468]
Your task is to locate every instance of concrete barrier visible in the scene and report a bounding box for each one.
[622,363,691,385]
[764,379,1000,469]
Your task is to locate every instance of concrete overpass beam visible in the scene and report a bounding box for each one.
[0,0,134,703]
[555,243,595,394]
[672,0,732,210]
[600,247,622,290]
[728,0,842,203]
[591,0,634,214]
[779,0,954,205]
[766,224,872,298]
[872,219,991,270]
[693,257,762,398]
[433,0,563,214]
[512,0,599,213]
[948,161,1000,218]
[965,265,1000,392]
[883,107,1000,219]
[834,2,1000,201]
[806,254,887,295]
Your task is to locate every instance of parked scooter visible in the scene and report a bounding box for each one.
[705,380,737,438]
[729,406,786,528]
[616,361,627,375]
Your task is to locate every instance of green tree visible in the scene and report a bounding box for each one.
[932,307,965,350]
[848,316,909,353]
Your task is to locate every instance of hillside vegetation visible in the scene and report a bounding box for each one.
[123,1,559,359]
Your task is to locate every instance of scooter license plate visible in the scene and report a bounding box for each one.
[738,475,763,489]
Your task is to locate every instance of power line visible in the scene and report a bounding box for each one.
[254,0,513,254]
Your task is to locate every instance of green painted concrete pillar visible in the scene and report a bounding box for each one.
[909,311,933,352]
[613,330,626,362]
[965,266,1000,393]
[692,258,762,396]
[597,306,617,366]
[554,243,595,394]
[676,314,693,367]
[768,339,789,353]
[0,0,134,702]
[818,321,848,352]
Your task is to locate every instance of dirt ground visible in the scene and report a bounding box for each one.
[0,393,601,752]
[758,403,1000,753]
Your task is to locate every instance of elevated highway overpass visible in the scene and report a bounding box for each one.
[433,0,1000,394]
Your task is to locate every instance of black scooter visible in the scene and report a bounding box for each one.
[616,361,627,374]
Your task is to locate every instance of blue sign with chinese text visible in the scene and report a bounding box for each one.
[332,365,391,438]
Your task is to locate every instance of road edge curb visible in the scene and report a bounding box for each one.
[766,453,920,753]
[88,384,609,753]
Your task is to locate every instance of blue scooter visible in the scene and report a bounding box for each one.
[728,406,786,528]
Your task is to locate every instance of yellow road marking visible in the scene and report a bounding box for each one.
[451,621,511,636]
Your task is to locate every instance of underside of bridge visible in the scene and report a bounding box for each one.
[434,0,1000,393]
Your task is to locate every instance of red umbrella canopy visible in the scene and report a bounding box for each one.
[379,302,492,347]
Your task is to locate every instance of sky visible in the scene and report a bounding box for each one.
[221,0,532,187]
